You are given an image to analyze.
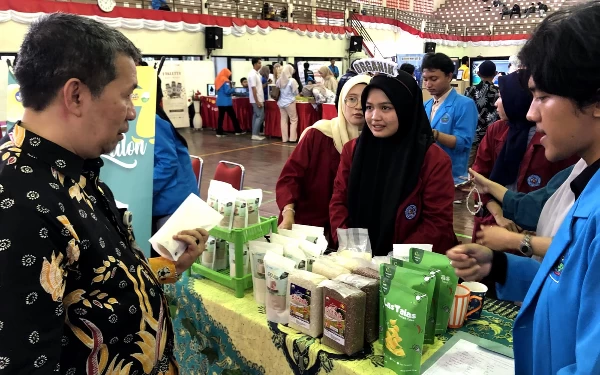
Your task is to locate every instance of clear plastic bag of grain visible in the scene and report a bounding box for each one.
[352,267,380,280]
[337,228,372,260]
[330,254,374,272]
[335,274,379,344]
[312,257,350,280]
[321,280,366,356]
[288,270,328,338]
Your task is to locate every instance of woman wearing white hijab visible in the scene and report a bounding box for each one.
[318,65,338,93]
[276,65,299,143]
[276,75,371,241]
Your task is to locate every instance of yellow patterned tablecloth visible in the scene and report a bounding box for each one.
[165,275,517,375]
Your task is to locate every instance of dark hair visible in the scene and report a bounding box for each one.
[461,56,469,65]
[304,62,310,69]
[518,0,600,109]
[399,63,416,75]
[15,13,141,111]
[251,58,261,66]
[421,53,455,76]
[240,77,247,84]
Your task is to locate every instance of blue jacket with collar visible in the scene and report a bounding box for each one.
[497,167,600,375]
[424,89,478,184]
[216,82,235,107]
[152,115,198,217]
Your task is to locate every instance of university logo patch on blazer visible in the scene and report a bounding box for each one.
[527,174,542,187]
[405,204,417,220]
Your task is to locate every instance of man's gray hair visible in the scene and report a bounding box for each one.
[15,13,141,111]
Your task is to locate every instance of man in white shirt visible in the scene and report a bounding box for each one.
[248,58,266,141]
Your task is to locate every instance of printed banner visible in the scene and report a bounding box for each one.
[6,66,156,256]
[159,61,188,128]
[100,66,156,256]
[396,54,425,87]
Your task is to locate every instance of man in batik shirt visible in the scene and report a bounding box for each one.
[464,60,500,168]
[0,14,207,374]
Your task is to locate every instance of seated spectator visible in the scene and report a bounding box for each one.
[280,7,288,21]
[537,2,548,16]
[399,63,416,78]
[523,3,537,17]
[510,3,521,18]
[304,62,315,85]
[501,4,511,18]
[240,77,249,88]
[493,0,502,7]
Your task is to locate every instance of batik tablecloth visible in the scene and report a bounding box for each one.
[166,275,517,375]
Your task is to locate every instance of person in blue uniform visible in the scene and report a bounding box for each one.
[447,2,600,373]
[422,53,479,184]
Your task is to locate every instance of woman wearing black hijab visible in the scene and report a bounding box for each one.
[470,69,578,248]
[329,71,457,256]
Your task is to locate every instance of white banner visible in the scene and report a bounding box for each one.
[159,61,188,129]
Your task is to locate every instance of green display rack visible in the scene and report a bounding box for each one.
[191,216,278,298]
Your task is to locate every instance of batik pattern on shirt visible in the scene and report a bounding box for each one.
[0,124,177,374]
[464,81,500,146]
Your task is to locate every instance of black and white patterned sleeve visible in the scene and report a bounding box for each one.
[0,197,67,374]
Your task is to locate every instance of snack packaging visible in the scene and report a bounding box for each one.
[242,189,263,226]
[291,224,325,245]
[386,261,437,344]
[207,180,232,211]
[214,239,228,271]
[381,278,427,374]
[270,233,307,270]
[392,244,433,262]
[217,191,235,231]
[298,239,325,272]
[228,242,250,278]
[200,236,217,268]
[264,252,296,324]
[277,228,308,241]
[233,198,248,229]
[289,270,328,337]
[337,228,372,260]
[408,248,458,334]
[321,280,366,356]
[335,274,379,343]
[249,241,284,305]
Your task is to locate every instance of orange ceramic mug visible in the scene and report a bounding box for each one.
[448,284,483,329]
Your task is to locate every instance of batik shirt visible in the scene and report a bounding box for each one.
[0,124,178,374]
[464,80,500,147]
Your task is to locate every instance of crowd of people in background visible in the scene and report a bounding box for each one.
[497,1,548,19]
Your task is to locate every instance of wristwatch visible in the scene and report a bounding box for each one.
[519,234,533,257]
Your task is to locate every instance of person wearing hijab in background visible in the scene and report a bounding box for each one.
[329,72,457,255]
[318,66,338,93]
[276,65,300,143]
[471,69,578,249]
[153,77,199,236]
[273,62,283,83]
[215,68,244,137]
[276,75,371,241]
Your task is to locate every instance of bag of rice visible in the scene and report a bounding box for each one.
[352,267,380,280]
[312,257,350,279]
[381,278,427,374]
[386,261,437,344]
[331,255,374,272]
[337,228,372,260]
[408,248,458,334]
[277,228,308,241]
[288,270,328,337]
[271,233,307,270]
[321,280,366,356]
[335,274,379,343]
[249,241,284,305]
[264,252,296,324]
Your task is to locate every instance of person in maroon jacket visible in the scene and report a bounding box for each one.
[471,69,578,247]
[330,72,457,256]
[276,75,372,240]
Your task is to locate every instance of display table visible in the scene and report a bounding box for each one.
[322,103,338,120]
[264,101,322,138]
[167,275,517,375]
[199,96,253,132]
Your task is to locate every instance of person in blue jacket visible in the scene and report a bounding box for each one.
[215,68,244,137]
[153,77,199,233]
[422,53,478,184]
[448,2,600,373]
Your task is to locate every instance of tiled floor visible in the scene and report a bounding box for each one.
[180,127,475,240]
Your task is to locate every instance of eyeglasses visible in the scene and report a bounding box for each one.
[344,96,361,108]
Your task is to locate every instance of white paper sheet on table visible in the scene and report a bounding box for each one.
[149,193,223,261]
[422,339,514,375]
[391,244,433,261]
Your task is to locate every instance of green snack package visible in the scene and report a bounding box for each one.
[408,248,458,334]
[381,269,427,374]
[388,259,436,344]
